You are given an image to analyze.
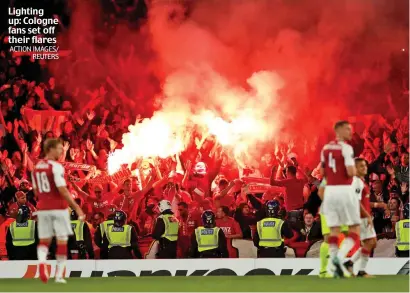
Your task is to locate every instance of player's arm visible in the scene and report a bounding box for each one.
[319,149,325,178]
[53,163,85,220]
[342,144,356,177]
[318,178,327,200]
[57,186,85,220]
[358,183,373,227]
[359,203,372,227]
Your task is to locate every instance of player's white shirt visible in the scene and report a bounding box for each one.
[352,176,365,200]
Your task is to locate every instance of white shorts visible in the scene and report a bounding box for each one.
[360,218,376,241]
[35,209,73,239]
[322,185,360,227]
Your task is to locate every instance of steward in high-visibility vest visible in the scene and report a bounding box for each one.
[254,200,293,258]
[6,205,38,260]
[70,210,94,259]
[152,200,179,259]
[396,203,409,258]
[102,210,142,259]
[94,212,115,259]
[190,210,228,258]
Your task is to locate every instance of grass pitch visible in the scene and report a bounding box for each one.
[0,276,408,292]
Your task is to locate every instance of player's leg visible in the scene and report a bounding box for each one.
[319,213,330,278]
[335,188,361,276]
[55,237,68,283]
[321,187,342,277]
[54,209,74,284]
[327,225,342,277]
[36,211,53,283]
[356,237,376,277]
[356,217,377,277]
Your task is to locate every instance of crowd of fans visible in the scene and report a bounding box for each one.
[0,0,409,260]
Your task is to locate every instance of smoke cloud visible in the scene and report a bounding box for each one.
[51,0,409,164]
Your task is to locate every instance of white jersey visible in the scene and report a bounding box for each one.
[352,176,365,200]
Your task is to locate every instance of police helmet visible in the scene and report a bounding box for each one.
[158,200,172,214]
[404,203,410,219]
[16,205,30,223]
[201,210,216,228]
[265,200,280,218]
[70,208,78,221]
[113,210,127,227]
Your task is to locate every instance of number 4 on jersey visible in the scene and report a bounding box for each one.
[328,153,337,173]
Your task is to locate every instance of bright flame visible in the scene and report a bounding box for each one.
[108,113,187,174]
[108,68,284,174]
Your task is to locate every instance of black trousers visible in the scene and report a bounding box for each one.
[396,249,409,258]
[257,247,285,258]
[287,209,303,228]
[156,242,177,259]
[199,250,221,258]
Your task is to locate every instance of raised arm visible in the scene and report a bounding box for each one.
[181,160,192,189]
[71,181,91,199]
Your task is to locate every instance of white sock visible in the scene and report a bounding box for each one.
[326,242,339,272]
[337,237,355,262]
[56,256,67,279]
[37,245,49,263]
[350,247,362,263]
[328,243,338,259]
[358,249,370,271]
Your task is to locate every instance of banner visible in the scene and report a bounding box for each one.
[63,162,96,172]
[64,163,132,184]
[87,168,132,184]
[0,258,407,278]
[22,108,71,137]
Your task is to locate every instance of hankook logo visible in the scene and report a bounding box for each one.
[23,265,314,278]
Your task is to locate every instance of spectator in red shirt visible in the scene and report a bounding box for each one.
[216,206,242,239]
[112,177,154,217]
[216,206,242,258]
[7,191,37,219]
[213,179,235,209]
[137,197,158,236]
[270,165,307,226]
[177,202,199,258]
[73,183,112,218]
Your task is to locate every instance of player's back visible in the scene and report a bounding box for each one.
[31,159,68,211]
[321,140,354,186]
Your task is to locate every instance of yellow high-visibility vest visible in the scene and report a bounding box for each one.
[9,220,35,246]
[159,214,179,241]
[257,218,284,248]
[195,227,220,252]
[100,220,114,237]
[71,220,85,241]
[106,225,132,249]
[396,219,410,251]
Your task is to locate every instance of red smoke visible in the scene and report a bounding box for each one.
[50,0,409,158]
